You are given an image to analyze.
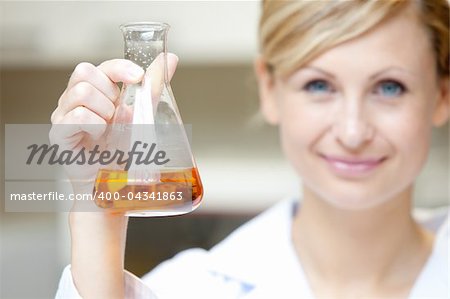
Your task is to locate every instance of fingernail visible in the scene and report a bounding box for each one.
[167,53,179,63]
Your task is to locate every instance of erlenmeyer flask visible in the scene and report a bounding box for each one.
[93,22,203,216]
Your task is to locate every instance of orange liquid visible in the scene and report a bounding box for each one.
[93,167,203,213]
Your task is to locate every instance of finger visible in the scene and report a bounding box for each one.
[148,54,164,101]
[97,59,144,85]
[66,62,121,103]
[50,106,108,145]
[59,82,116,121]
[51,106,61,124]
[167,53,179,82]
[144,53,179,102]
[112,103,133,124]
[151,53,179,83]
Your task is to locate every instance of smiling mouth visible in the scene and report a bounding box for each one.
[320,154,387,177]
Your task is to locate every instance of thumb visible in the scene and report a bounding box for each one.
[166,53,179,82]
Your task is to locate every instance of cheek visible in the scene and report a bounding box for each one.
[277,95,331,172]
[379,106,432,173]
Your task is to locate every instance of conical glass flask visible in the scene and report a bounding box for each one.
[93,22,203,216]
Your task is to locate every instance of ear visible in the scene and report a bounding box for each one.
[254,56,280,125]
[432,77,450,127]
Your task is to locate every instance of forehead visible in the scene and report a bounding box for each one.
[307,7,434,72]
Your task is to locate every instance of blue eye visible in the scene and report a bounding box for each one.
[303,80,333,94]
[375,80,406,97]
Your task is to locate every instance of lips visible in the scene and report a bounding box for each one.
[320,154,386,177]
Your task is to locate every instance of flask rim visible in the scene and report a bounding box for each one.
[120,22,170,32]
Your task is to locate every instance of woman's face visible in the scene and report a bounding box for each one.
[257,9,449,210]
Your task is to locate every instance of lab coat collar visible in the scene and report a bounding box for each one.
[204,198,449,299]
[205,197,315,298]
[408,209,449,298]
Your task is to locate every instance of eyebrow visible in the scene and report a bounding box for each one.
[368,67,416,80]
[298,66,416,80]
[298,66,336,79]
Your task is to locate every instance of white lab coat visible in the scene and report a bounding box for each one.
[55,198,449,298]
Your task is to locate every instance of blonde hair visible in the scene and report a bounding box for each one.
[259,0,449,78]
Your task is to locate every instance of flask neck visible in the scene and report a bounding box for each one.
[120,22,169,70]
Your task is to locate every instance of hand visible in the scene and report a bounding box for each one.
[54,54,178,299]
[49,54,179,195]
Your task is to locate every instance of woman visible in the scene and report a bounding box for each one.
[55,0,449,298]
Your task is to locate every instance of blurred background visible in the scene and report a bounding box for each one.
[0,1,448,298]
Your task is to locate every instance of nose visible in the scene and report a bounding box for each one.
[332,98,374,149]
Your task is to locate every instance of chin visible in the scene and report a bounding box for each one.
[324,196,387,211]
[312,185,395,211]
